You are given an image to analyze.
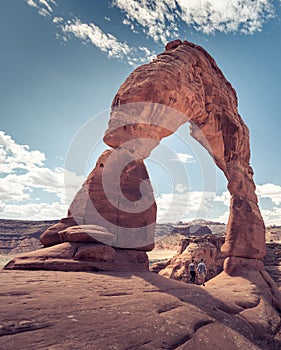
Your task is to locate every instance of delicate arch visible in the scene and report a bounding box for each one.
[104,39,266,262]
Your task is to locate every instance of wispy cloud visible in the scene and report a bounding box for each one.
[114,0,275,41]
[171,153,195,163]
[26,0,57,17]
[156,190,216,223]
[53,16,63,24]
[256,183,281,205]
[113,0,179,43]
[25,0,156,64]
[61,18,131,59]
[59,18,156,65]
[25,0,277,64]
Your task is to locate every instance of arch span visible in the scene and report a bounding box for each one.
[104,39,266,265]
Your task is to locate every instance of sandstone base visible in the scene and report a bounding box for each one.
[4,242,149,272]
[0,269,281,349]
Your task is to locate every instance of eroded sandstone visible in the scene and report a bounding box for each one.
[104,39,265,262]
[5,39,265,273]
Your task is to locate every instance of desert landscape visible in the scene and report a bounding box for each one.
[1,2,281,349]
[2,38,281,349]
[1,218,281,349]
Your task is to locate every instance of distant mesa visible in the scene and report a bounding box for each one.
[172,224,212,236]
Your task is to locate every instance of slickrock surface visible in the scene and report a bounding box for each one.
[104,39,265,261]
[0,269,280,350]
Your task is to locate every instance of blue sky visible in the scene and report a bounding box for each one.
[0,0,281,225]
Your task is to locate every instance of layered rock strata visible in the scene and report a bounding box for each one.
[4,241,149,272]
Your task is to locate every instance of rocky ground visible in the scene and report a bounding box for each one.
[0,268,281,350]
[1,219,281,349]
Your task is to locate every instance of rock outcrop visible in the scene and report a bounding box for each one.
[153,234,281,289]
[10,149,156,272]
[172,224,212,236]
[153,234,225,282]
[4,224,151,272]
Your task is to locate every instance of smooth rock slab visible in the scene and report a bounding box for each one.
[0,270,280,349]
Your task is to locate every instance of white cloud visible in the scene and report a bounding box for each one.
[209,210,229,224]
[114,0,275,42]
[175,183,187,194]
[53,16,63,24]
[171,152,195,163]
[39,0,53,13]
[0,131,84,220]
[156,190,216,223]
[59,17,156,65]
[25,0,278,65]
[0,202,67,220]
[27,0,38,8]
[214,190,231,206]
[26,0,57,17]
[260,207,281,226]
[256,183,281,205]
[114,0,179,43]
[0,131,45,174]
[61,18,131,59]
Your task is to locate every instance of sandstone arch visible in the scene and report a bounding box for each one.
[104,39,266,267]
[17,39,266,274]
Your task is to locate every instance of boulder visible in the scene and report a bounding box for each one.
[155,234,225,282]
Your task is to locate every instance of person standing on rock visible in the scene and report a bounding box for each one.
[197,258,207,286]
[188,259,196,284]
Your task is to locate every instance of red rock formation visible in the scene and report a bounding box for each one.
[4,242,149,272]
[104,39,266,267]
[152,234,225,282]
[5,39,266,272]
[40,149,156,252]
